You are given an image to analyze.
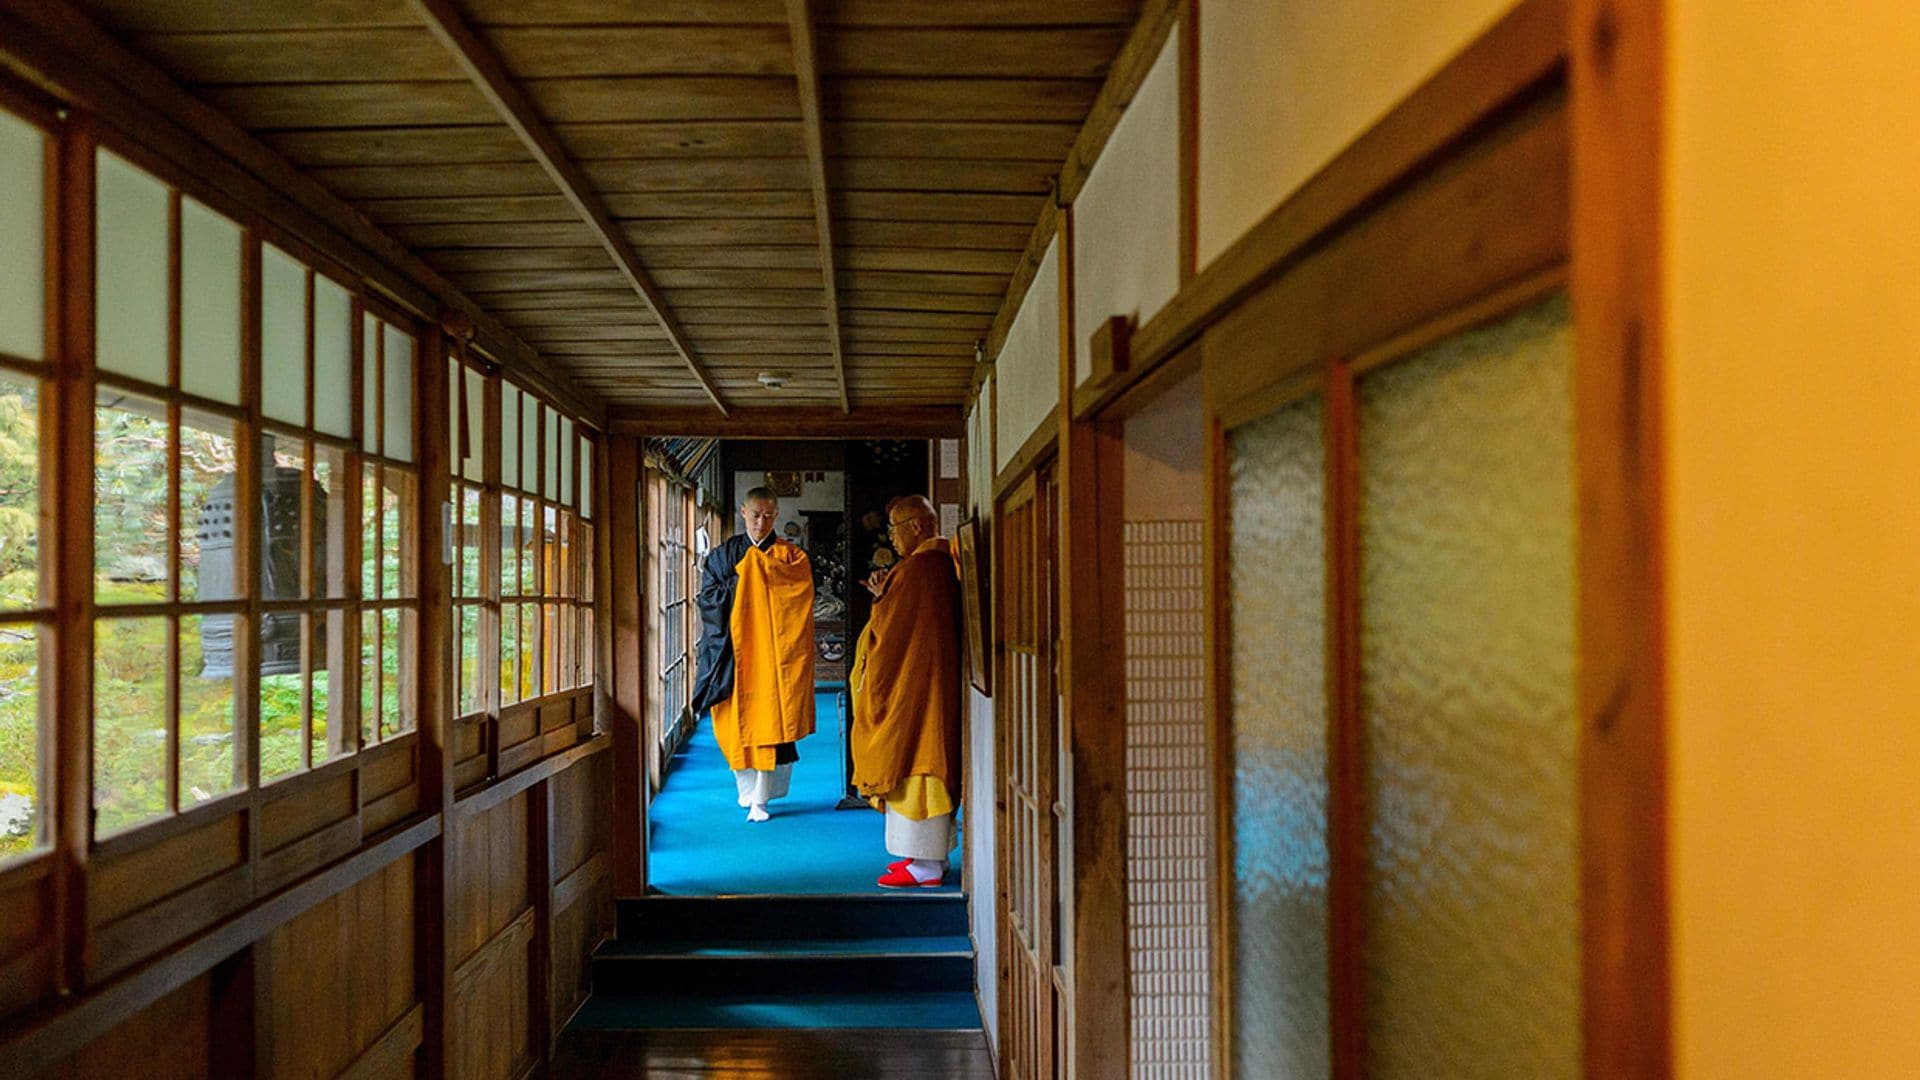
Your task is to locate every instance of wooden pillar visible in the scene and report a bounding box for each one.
[416,315,459,1080]
[606,435,647,895]
[1056,206,1132,1077]
[50,108,96,995]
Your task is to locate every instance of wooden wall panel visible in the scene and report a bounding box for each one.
[451,910,536,1080]
[0,865,57,1020]
[549,748,611,881]
[256,853,418,1079]
[34,973,212,1080]
[450,791,533,965]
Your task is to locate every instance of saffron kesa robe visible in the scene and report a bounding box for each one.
[691,532,816,772]
[851,536,963,819]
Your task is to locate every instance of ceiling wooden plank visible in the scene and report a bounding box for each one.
[785,0,850,412]
[834,120,1077,161]
[608,405,963,438]
[408,0,729,414]
[825,77,1101,122]
[361,192,822,226]
[86,0,791,32]
[206,75,801,130]
[821,1,1139,27]
[269,122,807,168]
[823,28,1129,79]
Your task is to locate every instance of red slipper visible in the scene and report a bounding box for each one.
[887,858,910,873]
[877,865,943,889]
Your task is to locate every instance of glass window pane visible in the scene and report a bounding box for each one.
[0,111,45,363]
[462,368,485,483]
[1357,294,1577,1078]
[0,621,45,857]
[383,325,415,463]
[1227,394,1330,1080]
[558,417,573,507]
[578,522,593,602]
[520,393,538,495]
[459,487,481,599]
[500,384,520,490]
[260,245,307,426]
[383,468,416,600]
[179,613,240,806]
[500,603,518,706]
[518,498,536,596]
[362,314,380,454]
[499,493,518,597]
[543,506,560,598]
[94,390,170,606]
[0,374,40,612]
[362,463,380,601]
[95,150,169,385]
[579,435,593,518]
[577,607,593,688]
[311,609,348,762]
[179,410,237,604]
[382,608,415,736]
[314,447,348,599]
[93,616,168,833]
[459,604,482,715]
[179,198,242,404]
[312,276,353,438]
[360,609,379,746]
[258,644,304,784]
[519,602,538,700]
[259,437,307,602]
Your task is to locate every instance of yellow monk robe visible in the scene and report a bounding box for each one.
[851,537,963,817]
[712,540,816,772]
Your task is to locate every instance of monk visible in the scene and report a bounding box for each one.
[690,486,816,823]
[851,495,963,888]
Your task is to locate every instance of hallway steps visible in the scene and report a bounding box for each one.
[567,895,981,1032]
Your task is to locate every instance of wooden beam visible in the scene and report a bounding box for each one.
[0,0,603,428]
[609,405,963,439]
[407,0,730,416]
[784,0,851,414]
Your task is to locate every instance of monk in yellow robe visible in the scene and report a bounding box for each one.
[690,487,816,822]
[851,495,963,887]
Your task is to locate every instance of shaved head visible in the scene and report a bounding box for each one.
[886,494,939,555]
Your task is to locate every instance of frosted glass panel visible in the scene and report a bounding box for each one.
[312,276,352,438]
[1356,293,1577,1079]
[462,367,485,483]
[1227,394,1330,1080]
[362,315,379,452]
[500,384,520,488]
[578,435,592,517]
[179,197,242,404]
[520,393,538,492]
[0,111,46,362]
[544,406,560,497]
[383,324,415,462]
[260,245,307,425]
[95,150,169,384]
[559,417,574,503]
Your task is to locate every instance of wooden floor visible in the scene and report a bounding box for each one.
[548,1028,995,1078]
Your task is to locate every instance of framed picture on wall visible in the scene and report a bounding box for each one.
[955,516,991,695]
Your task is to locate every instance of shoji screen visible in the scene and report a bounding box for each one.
[1121,374,1213,1077]
[1355,293,1578,1077]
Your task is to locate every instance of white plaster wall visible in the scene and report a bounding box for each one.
[968,686,998,1042]
[1196,0,1519,268]
[994,238,1061,470]
[1072,32,1183,387]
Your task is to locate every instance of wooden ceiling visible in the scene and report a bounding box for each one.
[76,0,1141,412]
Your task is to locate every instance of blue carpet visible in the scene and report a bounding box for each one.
[568,991,984,1031]
[649,692,963,896]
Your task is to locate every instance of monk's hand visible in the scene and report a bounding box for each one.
[862,568,889,598]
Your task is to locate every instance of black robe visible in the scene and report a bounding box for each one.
[689,531,799,764]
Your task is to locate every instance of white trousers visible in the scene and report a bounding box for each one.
[733,763,793,807]
[884,805,956,862]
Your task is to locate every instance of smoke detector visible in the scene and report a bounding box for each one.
[756,370,790,390]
